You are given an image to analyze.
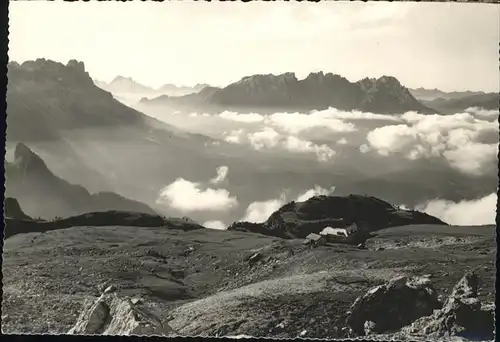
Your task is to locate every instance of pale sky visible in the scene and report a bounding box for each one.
[9,1,500,91]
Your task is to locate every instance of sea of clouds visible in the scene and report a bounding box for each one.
[142,104,498,228]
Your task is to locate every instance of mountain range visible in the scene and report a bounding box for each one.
[408,87,488,102]
[419,92,499,114]
[141,72,438,114]
[5,142,157,219]
[95,76,209,96]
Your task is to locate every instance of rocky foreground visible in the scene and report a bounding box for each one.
[1,217,495,340]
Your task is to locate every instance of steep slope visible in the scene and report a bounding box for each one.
[141,72,437,114]
[421,92,499,114]
[4,197,33,220]
[5,142,157,219]
[228,194,447,239]
[6,60,151,142]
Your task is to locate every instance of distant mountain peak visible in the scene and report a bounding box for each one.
[14,143,49,174]
[110,75,138,84]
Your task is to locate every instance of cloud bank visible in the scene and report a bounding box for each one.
[224,127,337,162]
[363,111,498,176]
[416,193,497,226]
[242,185,335,223]
[157,177,238,212]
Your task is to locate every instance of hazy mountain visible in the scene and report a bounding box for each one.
[228,194,446,239]
[421,92,499,114]
[5,143,157,219]
[409,87,487,102]
[96,76,157,94]
[157,83,210,96]
[141,72,437,114]
[5,59,246,212]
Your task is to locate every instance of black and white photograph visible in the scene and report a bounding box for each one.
[2,1,499,340]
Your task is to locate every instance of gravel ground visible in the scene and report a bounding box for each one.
[1,223,496,337]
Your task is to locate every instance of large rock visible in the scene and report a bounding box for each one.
[403,272,494,340]
[68,290,176,336]
[344,275,441,336]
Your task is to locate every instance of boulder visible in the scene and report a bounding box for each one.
[345,275,441,336]
[68,290,176,336]
[403,272,494,340]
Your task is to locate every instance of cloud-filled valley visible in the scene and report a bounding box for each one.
[131,102,498,227]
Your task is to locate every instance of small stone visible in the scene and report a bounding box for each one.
[103,285,117,294]
[248,252,264,266]
[130,298,141,305]
[299,330,307,337]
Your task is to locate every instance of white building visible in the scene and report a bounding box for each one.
[320,223,358,237]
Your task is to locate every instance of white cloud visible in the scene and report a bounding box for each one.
[465,107,499,118]
[210,165,229,184]
[203,220,227,230]
[363,111,498,176]
[416,193,497,226]
[296,185,336,202]
[225,127,336,162]
[242,185,336,223]
[224,129,244,144]
[266,110,357,135]
[248,127,281,150]
[283,136,336,161]
[337,138,348,145]
[219,110,265,123]
[157,178,238,212]
[242,193,287,223]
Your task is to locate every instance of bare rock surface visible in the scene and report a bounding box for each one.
[345,274,441,336]
[68,289,176,336]
[2,222,495,338]
[402,272,495,341]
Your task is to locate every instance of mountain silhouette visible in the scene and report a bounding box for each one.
[228,194,447,239]
[142,72,437,114]
[5,143,157,219]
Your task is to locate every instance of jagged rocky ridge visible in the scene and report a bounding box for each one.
[5,142,157,219]
[142,72,437,114]
[228,194,447,239]
[7,59,148,141]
